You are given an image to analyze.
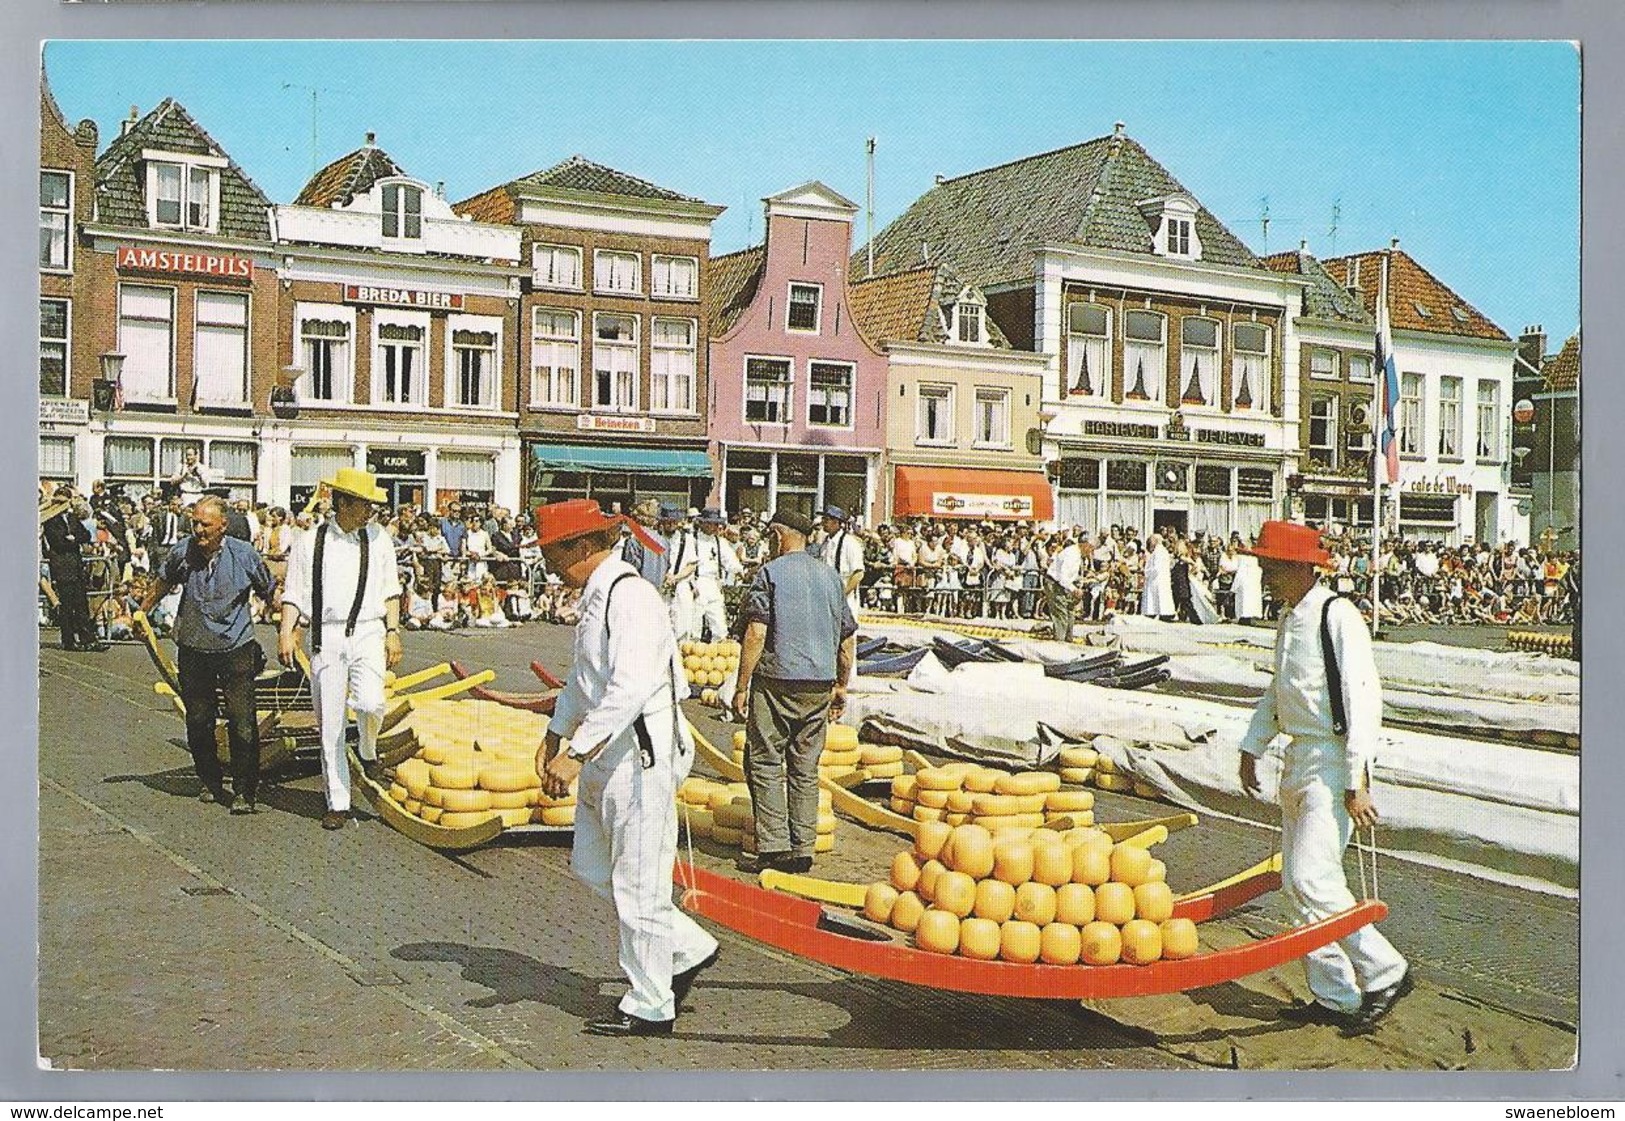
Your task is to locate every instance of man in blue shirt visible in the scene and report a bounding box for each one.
[731,508,857,874]
[440,500,468,561]
[140,495,275,813]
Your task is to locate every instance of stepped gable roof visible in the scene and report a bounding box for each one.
[506,154,706,203]
[848,264,1014,349]
[1320,249,1509,342]
[95,98,273,240]
[294,138,405,208]
[1543,333,1580,392]
[858,131,1263,287]
[704,244,766,338]
[41,68,68,133]
[1260,249,1373,325]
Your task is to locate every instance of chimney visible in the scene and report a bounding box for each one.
[920,241,931,264]
[934,174,945,185]
[1518,323,1548,369]
[1113,121,1126,137]
[1389,237,1401,251]
[365,131,376,147]
[119,105,139,137]
[1349,258,1362,290]
[435,180,446,199]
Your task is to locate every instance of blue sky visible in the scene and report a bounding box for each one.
[45,39,1580,343]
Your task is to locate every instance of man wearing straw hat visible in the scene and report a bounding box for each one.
[278,466,403,831]
[533,499,718,1037]
[1237,519,1410,1037]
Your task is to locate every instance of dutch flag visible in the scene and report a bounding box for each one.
[1375,264,1401,485]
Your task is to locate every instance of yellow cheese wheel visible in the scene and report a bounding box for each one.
[1032,842,1074,888]
[1094,755,1118,775]
[712,802,754,831]
[732,730,748,753]
[947,824,996,878]
[892,774,919,800]
[914,820,953,861]
[916,859,947,902]
[1160,917,1199,960]
[479,762,541,793]
[817,765,856,781]
[992,840,1035,887]
[889,891,926,934]
[815,814,837,837]
[680,640,696,657]
[708,670,728,687]
[945,790,976,815]
[1040,922,1083,965]
[1059,746,1099,769]
[418,805,444,824]
[417,743,463,766]
[943,812,970,828]
[1110,844,1155,887]
[891,851,923,893]
[539,804,576,827]
[890,797,916,815]
[396,758,433,799]
[1146,858,1167,885]
[865,762,906,779]
[916,788,951,810]
[1095,882,1136,925]
[732,751,746,765]
[971,812,1045,830]
[934,871,977,918]
[707,789,742,812]
[912,806,947,824]
[915,909,961,955]
[973,878,1017,923]
[711,825,744,847]
[429,762,480,790]
[1094,773,1134,792]
[403,798,423,816]
[420,786,446,808]
[683,655,700,674]
[439,809,501,830]
[820,745,862,766]
[683,808,714,836]
[959,917,1003,961]
[1121,919,1163,965]
[962,768,1002,794]
[939,762,980,779]
[971,792,1048,817]
[679,778,719,805]
[1046,810,1095,827]
[388,782,409,803]
[990,825,1037,845]
[1013,881,1058,927]
[1080,920,1123,965]
[864,883,899,925]
[824,724,859,752]
[999,920,1042,964]
[536,791,576,809]
[1060,767,1095,786]
[1134,881,1175,924]
[859,744,904,765]
[914,768,963,792]
[1054,882,1096,926]
[995,771,1062,796]
[496,807,533,828]
[1045,789,1096,813]
[437,787,494,813]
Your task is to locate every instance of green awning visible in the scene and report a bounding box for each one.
[529,443,713,478]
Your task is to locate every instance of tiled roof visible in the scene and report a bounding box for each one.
[1260,249,1373,325]
[94,98,272,240]
[1320,249,1509,342]
[1543,333,1580,392]
[847,264,1013,350]
[704,244,765,338]
[858,132,1263,288]
[451,183,515,225]
[505,155,706,203]
[294,141,405,207]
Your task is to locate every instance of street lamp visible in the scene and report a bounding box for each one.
[92,352,125,412]
[271,364,304,419]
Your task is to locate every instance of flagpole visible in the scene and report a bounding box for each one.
[1370,251,1389,640]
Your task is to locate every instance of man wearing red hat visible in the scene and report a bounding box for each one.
[1237,520,1411,1036]
[531,499,720,1037]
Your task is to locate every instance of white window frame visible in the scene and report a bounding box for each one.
[40,170,72,273]
[650,254,699,300]
[40,297,71,400]
[1066,303,1111,401]
[532,243,583,291]
[786,282,823,334]
[1476,380,1501,461]
[39,434,75,481]
[116,282,177,404]
[1438,375,1463,459]
[1308,394,1339,468]
[295,302,356,405]
[743,355,793,425]
[1123,310,1166,405]
[1166,217,1193,257]
[192,289,251,408]
[1399,371,1424,457]
[1231,322,1270,412]
[917,382,957,446]
[145,158,219,234]
[372,309,430,408]
[444,312,503,411]
[1178,316,1220,408]
[530,307,580,409]
[973,386,1012,449]
[649,316,697,414]
[593,249,642,296]
[590,312,640,412]
[1347,353,1374,383]
[806,360,855,429]
[1309,348,1339,381]
[380,180,424,242]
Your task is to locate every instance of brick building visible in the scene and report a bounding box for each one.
[456,156,725,514]
[1510,328,1579,550]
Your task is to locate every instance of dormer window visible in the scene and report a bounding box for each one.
[381,183,423,240]
[946,287,987,345]
[1140,193,1202,261]
[146,156,220,233]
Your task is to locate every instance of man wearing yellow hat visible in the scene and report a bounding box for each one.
[279,466,403,830]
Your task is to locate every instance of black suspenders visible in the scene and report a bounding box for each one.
[1320,594,1349,736]
[604,572,686,770]
[309,522,371,655]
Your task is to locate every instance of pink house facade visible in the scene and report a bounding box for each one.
[705,182,887,523]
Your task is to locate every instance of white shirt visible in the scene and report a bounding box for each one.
[548,558,687,756]
[695,530,743,583]
[1238,583,1382,783]
[1045,543,1083,587]
[282,520,402,625]
[664,528,699,580]
[889,538,918,566]
[818,528,866,586]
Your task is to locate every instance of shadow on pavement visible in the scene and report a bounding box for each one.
[102,764,332,823]
[392,941,612,1017]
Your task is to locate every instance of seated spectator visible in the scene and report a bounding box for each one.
[97,581,136,641]
[428,579,466,631]
[469,573,513,628]
[403,576,436,631]
[502,579,534,624]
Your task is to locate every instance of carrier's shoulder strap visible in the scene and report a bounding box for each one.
[311,522,328,654]
[1320,594,1349,736]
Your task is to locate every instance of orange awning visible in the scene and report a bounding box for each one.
[892,466,1054,522]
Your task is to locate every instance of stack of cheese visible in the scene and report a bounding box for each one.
[675,776,836,853]
[683,640,741,705]
[891,764,1095,828]
[730,724,866,781]
[864,821,1199,966]
[1063,745,1162,801]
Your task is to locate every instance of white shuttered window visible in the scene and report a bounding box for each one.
[194,291,249,405]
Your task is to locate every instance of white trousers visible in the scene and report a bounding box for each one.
[1279,737,1408,1012]
[572,710,718,1022]
[692,577,728,643]
[309,619,386,814]
[668,582,696,643]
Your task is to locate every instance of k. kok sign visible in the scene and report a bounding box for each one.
[116,246,253,278]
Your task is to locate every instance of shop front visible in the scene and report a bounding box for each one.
[525,440,713,515]
[719,447,873,524]
[1055,450,1282,541]
[889,465,1053,523]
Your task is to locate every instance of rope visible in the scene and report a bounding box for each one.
[1354,822,1380,902]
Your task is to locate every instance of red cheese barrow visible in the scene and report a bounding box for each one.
[672,859,1386,999]
[447,660,561,714]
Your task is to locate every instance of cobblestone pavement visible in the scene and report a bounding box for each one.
[37,619,1577,1072]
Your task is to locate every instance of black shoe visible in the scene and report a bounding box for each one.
[230,799,260,816]
[77,641,110,653]
[773,855,814,874]
[1277,999,1358,1028]
[738,851,790,875]
[1341,970,1415,1037]
[671,949,720,1009]
[321,810,348,831]
[583,1011,675,1038]
[361,758,384,784]
[199,788,234,808]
